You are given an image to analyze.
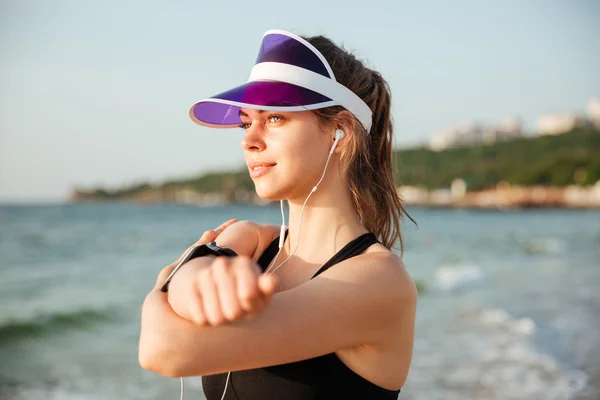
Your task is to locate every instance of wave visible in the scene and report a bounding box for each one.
[408,307,590,399]
[0,307,119,343]
[434,263,484,291]
[464,307,536,337]
[523,237,567,254]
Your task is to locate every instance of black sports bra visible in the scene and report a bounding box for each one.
[202,232,401,400]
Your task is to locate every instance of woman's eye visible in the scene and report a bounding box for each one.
[239,115,283,130]
[268,115,283,124]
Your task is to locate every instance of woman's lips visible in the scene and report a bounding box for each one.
[248,162,276,178]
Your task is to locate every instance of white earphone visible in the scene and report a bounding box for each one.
[330,129,345,154]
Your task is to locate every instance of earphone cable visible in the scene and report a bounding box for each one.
[266,146,334,275]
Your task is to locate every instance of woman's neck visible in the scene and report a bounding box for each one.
[283,185,366,263]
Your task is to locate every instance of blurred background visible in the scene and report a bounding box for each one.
[1,1,599,399]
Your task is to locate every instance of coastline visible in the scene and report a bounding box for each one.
[399,182,600,209]
[68,182,600,209]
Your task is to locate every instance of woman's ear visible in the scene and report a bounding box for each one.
[330,111,356,153]
[328,129,346,154]
[338,110,357,134]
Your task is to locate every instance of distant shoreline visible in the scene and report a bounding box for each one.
[66,127,600,209]
[64,183,600,210]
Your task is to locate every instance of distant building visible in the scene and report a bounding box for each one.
[587,97,600,130]
[429,118,522,151]
[536,112,585,136]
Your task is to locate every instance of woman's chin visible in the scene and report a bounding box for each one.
[253,181,287,201]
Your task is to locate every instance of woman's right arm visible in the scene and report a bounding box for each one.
[149,220,280,324]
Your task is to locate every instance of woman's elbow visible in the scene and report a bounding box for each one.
[138,335,166,373]
[138,292,212,377]
[138,314,182,376]
[138,345,213,378]
[138,339,184,378]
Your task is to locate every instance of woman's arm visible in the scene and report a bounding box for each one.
[140,219,281,352]
[139,251,416,384]
[162,220,280,323]
[193,220,280,260]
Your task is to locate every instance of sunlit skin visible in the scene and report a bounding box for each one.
[139,108,417,390]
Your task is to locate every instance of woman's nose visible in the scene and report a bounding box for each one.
[240,125,266,152]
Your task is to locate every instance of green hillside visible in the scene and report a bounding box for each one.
[76,127,599,200]
[394,127,600,190]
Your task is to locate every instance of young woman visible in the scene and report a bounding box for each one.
[139,30,417,400]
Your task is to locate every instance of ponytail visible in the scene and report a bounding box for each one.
[305,36,413,252]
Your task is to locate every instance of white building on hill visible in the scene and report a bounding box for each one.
[429,118,522,151]
[537,112,585,136]
[587,97,600,130]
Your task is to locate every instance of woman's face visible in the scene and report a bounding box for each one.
[239,108,332,201]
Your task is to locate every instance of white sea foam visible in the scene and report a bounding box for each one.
[404,307,589,400]
[434,263,483,291]
[477,308,537,336]
[523,237,567,254]
[5,387,103,400]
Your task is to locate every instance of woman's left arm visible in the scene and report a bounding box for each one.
[139,252,416,381]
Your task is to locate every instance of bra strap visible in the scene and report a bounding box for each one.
[311,233,379,279]
[257,230,289,271]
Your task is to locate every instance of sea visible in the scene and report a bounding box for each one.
[1,203,599,400]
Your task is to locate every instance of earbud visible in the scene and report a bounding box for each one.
[330,129,345,154]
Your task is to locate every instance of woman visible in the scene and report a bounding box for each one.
[139,30,417,400]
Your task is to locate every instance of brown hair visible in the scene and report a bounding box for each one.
[303,35,414,252]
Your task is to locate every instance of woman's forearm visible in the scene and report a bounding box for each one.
[139,289,174,375]
[139,257,214,376]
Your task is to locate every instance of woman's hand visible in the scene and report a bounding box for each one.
[166,255,278,326]
[154,218,238,287]
[176,256,277,326]
[157,218,278,326]
[177,218,239,265]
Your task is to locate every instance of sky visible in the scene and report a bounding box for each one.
[1,0,599,202]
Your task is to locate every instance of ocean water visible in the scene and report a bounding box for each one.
[1,204,599,400]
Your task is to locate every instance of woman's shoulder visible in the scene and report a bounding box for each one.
[331,243,415,300]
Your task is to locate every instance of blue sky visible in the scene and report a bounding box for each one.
[1,0,599,202]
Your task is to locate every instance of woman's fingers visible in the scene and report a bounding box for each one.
[247,274,277,316]
[212,258,244,322]
[173,218,239,267]
[188,283,207,326]
[258,274,278,296]
[191,257,277,326]
[198,267,226,326]
[198,218,239,243]
[197,229,220,245]
[234,258,263,313]
[215,218,238,233]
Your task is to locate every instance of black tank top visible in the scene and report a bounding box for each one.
[202,232,401,400]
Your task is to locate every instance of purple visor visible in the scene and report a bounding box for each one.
[190,81,334,128]
[189,29,372,131]
[189,30,340,128]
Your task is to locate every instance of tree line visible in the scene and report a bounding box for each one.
[77,127,600,200]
